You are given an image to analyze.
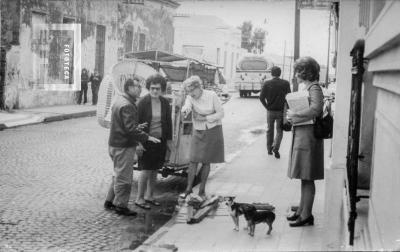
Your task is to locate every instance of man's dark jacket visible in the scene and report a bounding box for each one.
[90,74,102,88]
[259,77,291,111]
[137,94,172,142]
[108,94,149,148]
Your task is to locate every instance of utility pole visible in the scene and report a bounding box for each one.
[325,6,332,88]
[292,0,300,91]
[288,56,293,83]
[282,40,286,78]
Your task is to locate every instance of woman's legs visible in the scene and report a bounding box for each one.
[145,170,157,201]
[136,170,151,204]
[198,163,210,196]
[300,179,315,219]
[185,162,198,194]
[295,181,305,216]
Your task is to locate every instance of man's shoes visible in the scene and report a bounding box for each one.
[114,206,138,216]
[104,201,115,210]
[268,145,274,155]
[273,150,280,159]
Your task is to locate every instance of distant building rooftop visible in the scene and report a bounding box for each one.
[174,14,240,34]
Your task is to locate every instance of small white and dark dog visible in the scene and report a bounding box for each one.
[225,196,276,236]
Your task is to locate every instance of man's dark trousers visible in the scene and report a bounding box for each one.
[266,110,283,152]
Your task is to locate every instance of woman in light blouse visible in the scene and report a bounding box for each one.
[180,75,225,199]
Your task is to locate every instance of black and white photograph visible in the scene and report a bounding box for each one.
[0,0,399,251]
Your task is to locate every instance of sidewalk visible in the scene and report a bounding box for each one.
[0,104,96,130]
[137,133,330,252]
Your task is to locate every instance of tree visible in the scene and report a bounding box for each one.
[252,28,267,54]
[239,21,267,54]
[239,21,253,52]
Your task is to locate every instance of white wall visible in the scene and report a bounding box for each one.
[322,0,361,250]
[363,2,400,250]
[173,15,242,86]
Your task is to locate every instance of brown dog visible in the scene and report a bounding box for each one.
[225,197,276,236]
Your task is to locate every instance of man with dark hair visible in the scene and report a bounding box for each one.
[259,66,291,159]
[90,70,102,105]
[104,78,160,216]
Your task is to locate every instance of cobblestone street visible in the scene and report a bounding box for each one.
[0,94,266,251]
[0,117,145,251]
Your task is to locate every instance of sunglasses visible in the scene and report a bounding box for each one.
[150,87,161,91]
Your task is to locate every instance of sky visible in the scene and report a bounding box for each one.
[176,0,331,66]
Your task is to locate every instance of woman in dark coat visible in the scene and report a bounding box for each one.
[135,74,172,210]
[286,57,324,227]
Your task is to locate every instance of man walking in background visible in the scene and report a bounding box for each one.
[259,66,291,159]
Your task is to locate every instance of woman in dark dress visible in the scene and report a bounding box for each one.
[135,74,172,210]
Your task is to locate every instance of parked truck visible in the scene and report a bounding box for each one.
[234,54,274,97]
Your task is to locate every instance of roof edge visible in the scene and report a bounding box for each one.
[147,0,180,8]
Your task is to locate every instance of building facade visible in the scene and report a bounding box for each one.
[0,0,178,109]
[323,0,400,250]
[173,14,242,87]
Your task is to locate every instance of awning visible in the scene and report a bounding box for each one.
[124,50,221,68]
[124,50,188,62]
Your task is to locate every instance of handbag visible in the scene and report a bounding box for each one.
[282,102,292,131]
[282,121,292,132]
[313,100,333,139]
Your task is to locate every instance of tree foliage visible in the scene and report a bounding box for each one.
[238,21,267,54]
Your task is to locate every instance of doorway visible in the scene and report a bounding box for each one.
[95,25,105,76]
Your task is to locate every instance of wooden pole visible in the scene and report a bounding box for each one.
[292,0,300,92]
[325,7,332,88]
[282,40,286,79]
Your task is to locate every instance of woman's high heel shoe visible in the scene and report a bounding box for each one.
[289,215,314,227]
[179,190,192,199]
[286,213,300,221]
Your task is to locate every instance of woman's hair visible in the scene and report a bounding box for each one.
[183,75,203,90]
[124,78,139,93]
[145,74,167,92]
[293,56,320,82]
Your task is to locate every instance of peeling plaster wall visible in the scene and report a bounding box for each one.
[1,0,176,109]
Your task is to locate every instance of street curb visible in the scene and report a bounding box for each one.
[0,110,96,130]
[43,110,96,123]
